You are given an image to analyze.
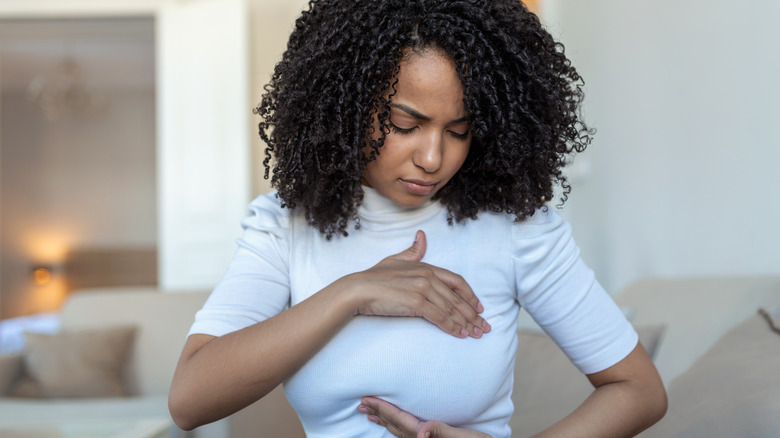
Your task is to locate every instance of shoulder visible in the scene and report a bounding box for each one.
[519,205,566,226]
[486,206,570,239]
[504,207,577,262]
[464,206,569,239]
[242,191,298,236]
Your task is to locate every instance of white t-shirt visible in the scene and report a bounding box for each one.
[188,187,638,438]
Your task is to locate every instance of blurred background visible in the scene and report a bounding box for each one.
[543,0,780,294]
[0,0,777,321]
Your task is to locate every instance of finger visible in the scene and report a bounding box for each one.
[390,230,427,263]
[412,298,471,338]
[417,421,440,438]
[418,420,489,438]
[422,264,485,318]
[366,415,402,437]
[413,268,491,337]
[359,396,422,433]
[417,421,452,438]
[415,277,476,338]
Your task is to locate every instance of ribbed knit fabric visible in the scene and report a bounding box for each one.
[189,187,638,437]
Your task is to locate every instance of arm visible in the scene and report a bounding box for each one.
[168,230,490,430]
[359,341,665,438]
[531,341,666,437]
[513,210,666,435]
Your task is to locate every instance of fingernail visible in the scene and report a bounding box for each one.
[425,433,431,438]
[473,326,483,337]
[368,415,379,424]
[460,328,468,338]
[477,302,484,313]
[358,406,367,413]
[482,320,491,332]
[414,230,422,243]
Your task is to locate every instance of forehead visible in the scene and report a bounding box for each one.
[390,49,466,118]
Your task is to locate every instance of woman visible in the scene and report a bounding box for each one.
[168,1,667,437]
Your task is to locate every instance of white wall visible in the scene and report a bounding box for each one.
[247,0,308,196]
[542,0,780,294]
[0,90,156,317]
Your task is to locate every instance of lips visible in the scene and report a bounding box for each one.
[400,179,438,195]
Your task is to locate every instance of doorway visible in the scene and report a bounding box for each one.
[0,17,156,318]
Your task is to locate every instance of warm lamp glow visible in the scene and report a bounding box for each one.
[33,267,53,285]
[523,0,539,14]
[18,232,74,315]
[25,233,71,262]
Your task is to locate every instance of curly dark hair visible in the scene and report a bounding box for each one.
[255,0,592,238]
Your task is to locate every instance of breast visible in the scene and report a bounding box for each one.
[284,313,518,431]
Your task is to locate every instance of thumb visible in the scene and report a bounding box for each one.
[417,421,446,438]
[392,230,427,262]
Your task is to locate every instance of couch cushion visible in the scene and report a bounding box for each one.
[0,394,170,424]
[642,312,780,437]
[0,353,23,395]
[12,326,136,398]
[758,303,780,334]
[59,288,209,396]
[615,277,780,384]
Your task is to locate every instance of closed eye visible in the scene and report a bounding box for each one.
[449,130,469,140]
[390,122,416,135]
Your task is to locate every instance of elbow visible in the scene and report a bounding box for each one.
[640,378,668,431]
[650,383,668,425]
[168,388,203,431]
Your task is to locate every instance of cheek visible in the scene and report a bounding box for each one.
[447,143,471,173]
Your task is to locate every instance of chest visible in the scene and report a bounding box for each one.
[282,215,521,428]
[287,217,518,321]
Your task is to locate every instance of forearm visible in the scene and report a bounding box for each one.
[169,278,358,430]
[530,344,667,438]
[532,381,665,437]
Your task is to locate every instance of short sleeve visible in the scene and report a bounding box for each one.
[187,192,292,338]
[512,208,638,374]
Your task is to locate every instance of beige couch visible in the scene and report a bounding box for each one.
[615,277,780,437]
[510,276,780,436]
[0,288,203,436]
[1,278,777,437]
[0,287,304,438]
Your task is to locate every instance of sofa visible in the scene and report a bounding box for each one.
[0,287,304,438]
[509,276,780,437]
[0,277,777,437]
[615,277,780,437]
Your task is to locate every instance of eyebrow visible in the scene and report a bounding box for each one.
[389,103,468,124]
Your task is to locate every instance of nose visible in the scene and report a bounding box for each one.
[412,132,443,173]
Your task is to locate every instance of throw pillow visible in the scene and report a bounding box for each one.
[642,312,780,438]
[510,325,665,436]
[758,303,780,334]
[11,326,136,398]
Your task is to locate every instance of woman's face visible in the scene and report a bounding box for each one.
[363,49,471,208]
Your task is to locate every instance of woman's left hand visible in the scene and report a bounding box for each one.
[358,396,492,438]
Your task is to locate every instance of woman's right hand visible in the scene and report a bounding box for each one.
[341,230,490,339]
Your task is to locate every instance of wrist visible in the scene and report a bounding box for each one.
[320,272,366,318]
